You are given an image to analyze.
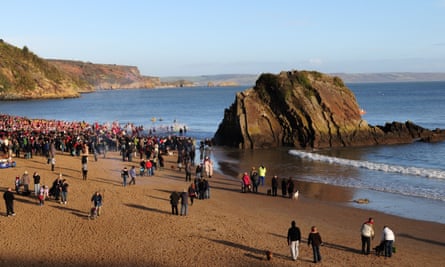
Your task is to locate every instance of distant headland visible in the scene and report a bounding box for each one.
[1,39,445,100]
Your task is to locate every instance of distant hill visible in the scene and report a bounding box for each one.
[0,40,93,100]
[162,72,445,87]
[333,72,445,83]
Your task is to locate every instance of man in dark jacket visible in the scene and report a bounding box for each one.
[3,187,15,216]
[170,191,179,215]
[287,220,301,261]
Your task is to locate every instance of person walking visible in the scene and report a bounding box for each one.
[287,220,301,261]
[91,191,103,217]
[307,226,323,263]
[121,167,129,187]
[170,191,179,215]
[180,189,188,216]
[3,187,15,216]
[129,166,136,185]
[360,217,375,255]
[382,225,395,258]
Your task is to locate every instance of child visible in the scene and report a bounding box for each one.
[38,185,45,206]
[307,226,323,263]
[15,176,21,194]
[51,157,56,171]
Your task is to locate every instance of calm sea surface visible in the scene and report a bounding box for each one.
[1,82,444,224]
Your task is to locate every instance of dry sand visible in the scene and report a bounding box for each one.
[0,151,444,267]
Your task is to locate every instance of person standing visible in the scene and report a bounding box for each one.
[271,175,278,197]
[3,187,15,216]
[180,189,188,216]
[60,179,69,205]
[33,172,41,196]
[51,174,63,201]
[241,172,251,193]
[382,226,395,258]
[81,155,88,180]
[51,157,56,171]
[287,220,301,261]
[14,176,21,194]
[250,167,259,193]
[170,191,179,215]
[307,226,323,263]
[287,177,294,199]
[121,167,129,187]
[195,163,203,179]
[258,164,267,186]
[21,171,30,195]
[204,156,213,178]
[38,186,45,206]
[128,166,136,185]
[185,161,192,182]
[360,217,375,255]
[281,177,287,198]
[188,183,196,205]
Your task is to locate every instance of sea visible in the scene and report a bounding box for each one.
[1,81,444,224]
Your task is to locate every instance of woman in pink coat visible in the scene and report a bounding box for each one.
[241,172,251,193]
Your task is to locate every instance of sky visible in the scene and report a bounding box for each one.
[2,0,445,76]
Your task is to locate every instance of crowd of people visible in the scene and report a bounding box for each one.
[0,113,205,218]
[1,113,398,263]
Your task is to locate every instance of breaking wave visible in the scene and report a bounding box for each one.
[289,150,445,180]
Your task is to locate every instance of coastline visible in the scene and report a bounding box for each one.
[0,151,443,266]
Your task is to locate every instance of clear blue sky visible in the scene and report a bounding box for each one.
[2,0,445,76]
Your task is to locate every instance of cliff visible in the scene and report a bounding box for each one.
[0,40,93,100]
[214,70,445,149]
[47,60,161,89]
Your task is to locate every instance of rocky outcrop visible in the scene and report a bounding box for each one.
[214,70,445,149]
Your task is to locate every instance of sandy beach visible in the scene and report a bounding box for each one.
[0,150,444,267]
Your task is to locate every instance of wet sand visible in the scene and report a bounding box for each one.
[0,151,444,266]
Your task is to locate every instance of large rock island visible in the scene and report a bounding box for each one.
[214,70,445,149]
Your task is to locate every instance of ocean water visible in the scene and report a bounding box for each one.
[1,82,444,224]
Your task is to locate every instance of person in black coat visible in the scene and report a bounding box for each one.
[271,175,278,197]
[287,220,301,261]
[3,187,15,216]
[170,191,179,215]
[281,178,287,198]
[287,178,295,199]
[307,226,323,263]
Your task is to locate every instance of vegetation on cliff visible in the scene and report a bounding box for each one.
[48,60,162,89]
[0,40,93,99]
